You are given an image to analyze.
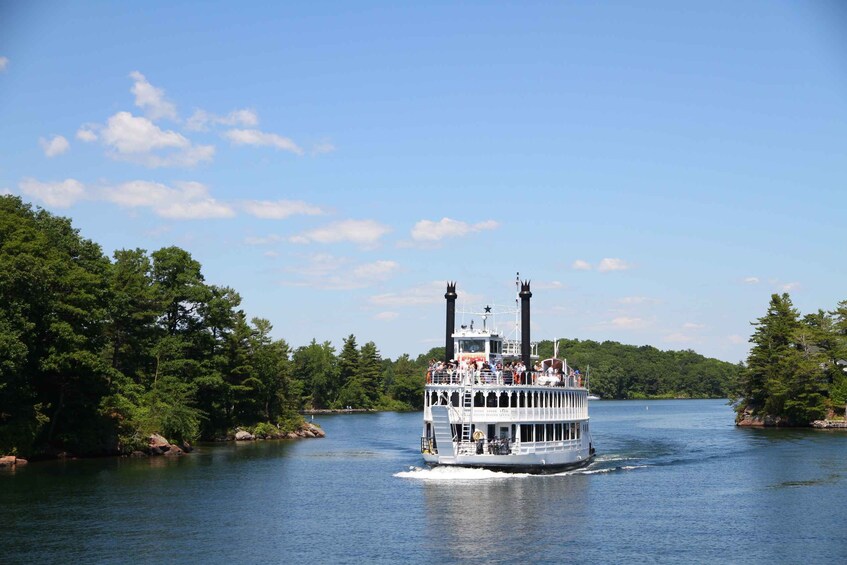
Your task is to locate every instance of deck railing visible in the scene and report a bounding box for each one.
[428,369,585,388]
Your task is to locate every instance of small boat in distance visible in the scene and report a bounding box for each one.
[420,277,595,474]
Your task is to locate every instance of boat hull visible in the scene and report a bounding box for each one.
[422,448,595,475]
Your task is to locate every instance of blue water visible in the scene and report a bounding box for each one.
[2,400,846,564]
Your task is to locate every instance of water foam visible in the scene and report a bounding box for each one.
[394,466,531,481]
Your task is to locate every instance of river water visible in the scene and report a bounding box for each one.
[2,400,846,564]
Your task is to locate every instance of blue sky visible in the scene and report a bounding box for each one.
[2,1,846,363]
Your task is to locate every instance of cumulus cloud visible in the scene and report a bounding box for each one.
[410,217,499,242]
[39,135,70,157]
[682,322,705,330]
[598,258,631,272]
[781,282,800,292]
[129,71,177,121]
[242,199,325,219]
[223,128,303,155]
[0,56,8,71]
[186,108,258,131]
[281,255,399,290]
[101,180,234,219]
[19,178,86,208]
[572,259,592,271]
[743,276,760,284]
[76,125,98,142]
[100,111,214,167]
[290,219,391,246]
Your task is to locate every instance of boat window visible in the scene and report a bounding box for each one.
[450,391,459,407]
[555,423,562,441]
[474,392,485,407]
[499,392,509,407]
[430,392,437,406]
[458,339,485,354]
[520,424,532,442]
[510,392,517,408]
[486,393,497,407]
[535,424,544,442]
[518,392,525,408]
[546,424,554,441]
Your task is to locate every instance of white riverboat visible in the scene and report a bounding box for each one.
[421,278,595,473]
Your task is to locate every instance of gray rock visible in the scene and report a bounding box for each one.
[235,430,255,441]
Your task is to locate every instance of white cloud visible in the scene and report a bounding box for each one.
[598,258,631,272]
[186,108,259,131]
[743,276,760,284]
[281,255,399,290]
[374,311,399,321]
[370,282,448,307]
[0,56,8,72]
[290,219,391,246]
[129,71,177,121]
[39,135,69,157]
[781,282,800,292]
[100,111,214,167]
[101,180,234,219]
[664,332,693,343]
[244,234,282,246]
[410,217,499,242]
[19,178,86,208]
[2,187,13,196]
[572,259,592,271]
[728,334,746,345]
[76,125,98,142]
[223,128,303,155]
[682,322,705,330]
[242,199,326,219]
[608,316,646,329]
[533,281,564,290]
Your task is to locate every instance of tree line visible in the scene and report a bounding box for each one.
[537,339,741,399]
[734,293,847,425]
[0,196,433,457]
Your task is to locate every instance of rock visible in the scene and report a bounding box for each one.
[0,455,16,467]
[306,424,325,438]
[163,445,183,456]
[181,441,193,453]
[149,446,163,455]
[235,430,255,441]
[149,434,170,449]
[15,458,27,466]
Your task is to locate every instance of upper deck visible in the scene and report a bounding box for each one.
[427,368,587,389]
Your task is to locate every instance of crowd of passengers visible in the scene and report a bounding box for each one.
[427,358,583,386]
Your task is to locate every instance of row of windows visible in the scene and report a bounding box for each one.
[519,422,582,443]
[427,389,586,409]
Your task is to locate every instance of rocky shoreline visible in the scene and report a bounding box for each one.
[736,409,847,429]
[1,422,326,465]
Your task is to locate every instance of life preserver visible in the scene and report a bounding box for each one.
[472,429,485,441]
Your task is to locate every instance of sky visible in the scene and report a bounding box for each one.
[1,1,846,363]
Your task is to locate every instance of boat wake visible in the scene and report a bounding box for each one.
[394,466,531,481]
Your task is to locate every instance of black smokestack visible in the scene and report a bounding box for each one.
[520,280,532,368]
[445,282,457,362]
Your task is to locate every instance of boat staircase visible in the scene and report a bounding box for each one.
[429,406,455,461]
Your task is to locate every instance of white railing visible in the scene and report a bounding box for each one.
[428,369,586,388]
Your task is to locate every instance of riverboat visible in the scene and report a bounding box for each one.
[420,278,595,473]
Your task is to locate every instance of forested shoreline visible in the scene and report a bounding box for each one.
[2,196,744,459]
[734,293,847,426]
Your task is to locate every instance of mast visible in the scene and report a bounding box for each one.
[519,280,532,369]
